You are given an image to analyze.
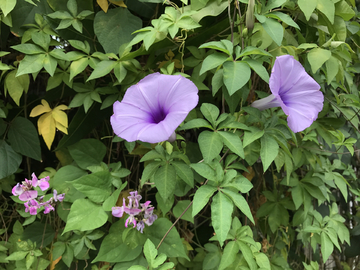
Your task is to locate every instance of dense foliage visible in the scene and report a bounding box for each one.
[0,0,360,269]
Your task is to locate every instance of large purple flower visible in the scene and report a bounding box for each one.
[110,73,199,143]
[251,55,324,133]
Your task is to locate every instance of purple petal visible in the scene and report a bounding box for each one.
[251,94,282,111]
[19,190,38,201]
[112,206,125,218]
[31,173,38,187]
[124,207,142,216]
[144,214,157,226]
[12,183,24,196]
[110,73,199,143]
[39,180,49,191]
[136,221,145,233]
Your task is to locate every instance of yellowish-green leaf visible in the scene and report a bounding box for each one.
[52,105,68,128]
[29,99,52,117]
[38,112,56,149]
[4,70,30,106]
[30,100,69,149]
[109,0,126,7]
[97,0,108,13]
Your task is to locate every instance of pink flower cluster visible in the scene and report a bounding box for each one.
[112,191,157,233]
[12,173,65,215]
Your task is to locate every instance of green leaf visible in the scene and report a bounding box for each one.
[325,56,339,84]
[211,192,233,246]
[5,251,29,261]
[63,198,108,233]
[267,11,300,29]
[4,70,30,106]
[16,54,45,76]
[93,222,142,263]
[245,59,269,83]
[70,58,89,80]
[200,103,219,127]
[260,134,279,171]
[223,61,251,95]
[317,0,335,24]
[321,232,333,262]
[335,0,355,21]
[261,18,283,46]
[198,131,223,163]
[171,161,194,187]
[141,161,162,186]
[114,62,127,83]
[199,40,233,56]
[94,8,142,54]
[154,163,176,201]
[199,52,229,75]
[222,189,255,224]
[243,128,264,148]
[21,222,55,247]
[307,48,331,73]
[143,239,158,267]
[71,171,112,203]
[190,163,217,181]
[146,218,188,259]
[0,0,16,16]
[178,118,211,130]
[68,138,106,170]
[87,60,117,81]
[298,0,317,20]
[0,140,22,179]
[8,117,41,161]
[218,241,238,270]
[333,172,348,202]
[237,241,257,270]
[173,200,193,223]
[11,44,45,54]
[218,131,244,159]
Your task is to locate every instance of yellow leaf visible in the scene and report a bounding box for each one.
[55,122,68,135]
[97,0,108,12]
[38,112,56,150]
[109,0,127,8]
[49,256,62,270]
[30,99,52,117]
[52,106,68,128]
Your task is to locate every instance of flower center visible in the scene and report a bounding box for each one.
[151,107,167,124]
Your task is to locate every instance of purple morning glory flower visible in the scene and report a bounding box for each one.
[110,73,199,143]
[251,55,324,133]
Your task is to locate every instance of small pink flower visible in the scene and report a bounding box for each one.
[31,173,50,191]
[19,190,38,201]
[12,183,24,196]
[25,199,39,215]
